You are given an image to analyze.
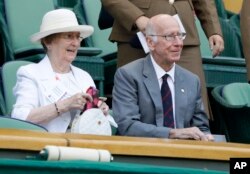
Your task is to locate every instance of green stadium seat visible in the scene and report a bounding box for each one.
[0,116,47,132]
[211,84,250,143]
[214,0,228,19]
[219,17,243,58]
[72,56,105,96]
[81,0,117,59]
[0,0,14,64]
[222,82,250,106]
[3,0,55,62]
[195,17,212,57]
[2,0,105,97]
[56,0,78,8]
[202,56,247,88]
[1,60,32,115]
[196,15,247,88]
[2,0,101,61]
[0,87,6,115]
[0,7,7,115]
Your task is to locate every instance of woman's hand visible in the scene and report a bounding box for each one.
[97,97,109,115]
[59,92,93,113]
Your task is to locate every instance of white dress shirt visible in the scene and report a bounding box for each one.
[150,55,176,128]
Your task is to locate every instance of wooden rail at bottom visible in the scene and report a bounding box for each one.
[0,128,250,161]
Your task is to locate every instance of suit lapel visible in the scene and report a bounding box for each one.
[174,65,188,128]
[36,56,63,103]
[142,55,164,126]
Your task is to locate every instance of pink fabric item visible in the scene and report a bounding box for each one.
[83,87,100,112]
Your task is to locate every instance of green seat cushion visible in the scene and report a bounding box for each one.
[222,83,250,106]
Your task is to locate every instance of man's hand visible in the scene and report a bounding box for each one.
[208,34,224,57]
[205,133,214,141]
[169,127,214,141]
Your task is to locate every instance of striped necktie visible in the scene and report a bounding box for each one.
[161,74,174,128]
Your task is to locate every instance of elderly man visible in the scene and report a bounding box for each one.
[101,0,224,119]
[112,14,214,141]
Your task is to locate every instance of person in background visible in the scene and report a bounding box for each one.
[101,0,224,119]
[11,9,109,132]
[112,14,214,141]
[240,0,250,83]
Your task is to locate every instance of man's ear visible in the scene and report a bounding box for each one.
[146,36,155,51]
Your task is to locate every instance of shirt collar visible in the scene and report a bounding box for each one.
[150,55,175,82]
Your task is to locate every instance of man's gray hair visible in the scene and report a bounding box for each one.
[145,20,158,42]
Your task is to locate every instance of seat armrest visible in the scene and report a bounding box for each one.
[202,56,245,66]
[77,47,102,56]
[14,45,45,58]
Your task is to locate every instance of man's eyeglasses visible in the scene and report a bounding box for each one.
[149,32,186,41]
[59,33,84,42]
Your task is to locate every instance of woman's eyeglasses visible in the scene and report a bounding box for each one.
[59,32,83,42]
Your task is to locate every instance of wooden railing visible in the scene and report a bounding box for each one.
[1,128,250,161]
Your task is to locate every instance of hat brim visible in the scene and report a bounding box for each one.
[30,25,94,43]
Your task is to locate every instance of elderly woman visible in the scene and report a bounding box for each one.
[11,9,109,133]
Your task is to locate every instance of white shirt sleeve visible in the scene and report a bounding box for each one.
[11,66,39,120]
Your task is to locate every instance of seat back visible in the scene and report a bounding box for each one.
[222,82,250,106]
[195,17,212,57]
[1,60,32,115]
[3,0,55,60]
[214,0,228,19]
[196,14,243,58]
[80,0,117,58]
[0,116,47,132]
[198,14,247,88]
[0,0,14,63]
[219,17,243,58]
[211,84,250,143]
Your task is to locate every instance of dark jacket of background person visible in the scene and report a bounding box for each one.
[101,0,222,49]
[240,0,250,83]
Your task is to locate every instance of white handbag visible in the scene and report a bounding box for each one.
[71,108,112,136]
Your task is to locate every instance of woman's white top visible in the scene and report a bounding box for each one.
[11,56,95,132]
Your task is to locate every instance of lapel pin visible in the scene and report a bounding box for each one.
[181,89,184,93]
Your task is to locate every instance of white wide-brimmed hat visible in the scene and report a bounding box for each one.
[30,9,94,43]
